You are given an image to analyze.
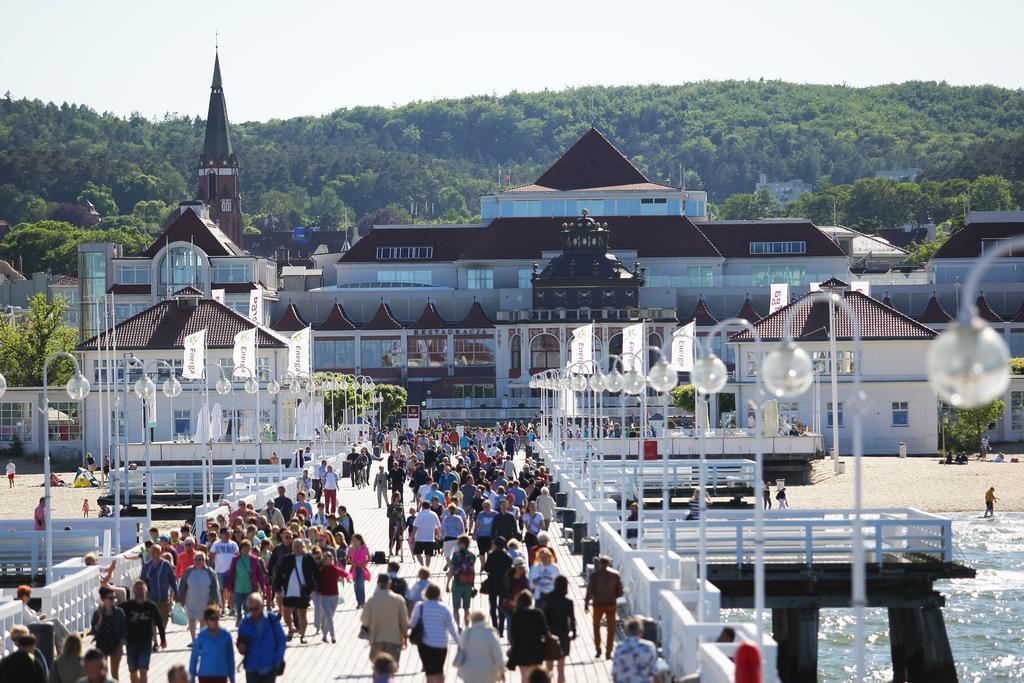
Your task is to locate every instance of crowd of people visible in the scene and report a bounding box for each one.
[0,420,665,683]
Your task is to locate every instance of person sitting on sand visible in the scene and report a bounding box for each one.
[992,453,1005,463]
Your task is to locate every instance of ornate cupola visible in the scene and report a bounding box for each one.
[532,209,644,312]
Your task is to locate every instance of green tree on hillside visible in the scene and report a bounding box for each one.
[76,182,118,216]
[720,190,780,220]
[969,175,1014,212]
[0,220,150,273]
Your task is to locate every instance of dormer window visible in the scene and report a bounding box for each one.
[376,246,433,260]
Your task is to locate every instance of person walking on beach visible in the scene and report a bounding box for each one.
[776,486,788,509]
[763,481,772,510]
[984,487,999,517]
[6,460,14,487]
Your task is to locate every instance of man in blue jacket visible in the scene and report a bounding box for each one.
[236,593,286,683]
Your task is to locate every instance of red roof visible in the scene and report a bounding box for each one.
[732,290,937,342]
[528,128,666,192]
[316,302,357,331]
[338,225,484,264]
[108,284,151,295]
[410,302,446,330]
[975,294,1003,323]
[142,208,242,258]
[78,299,288,350]
[362,302,402,330]
[688,297,719,326]
[174,285,204,296]
[456,301,494,329]
[271,303,308,332]
[50,274,78,287]
[917,295,954,324]
[736,296,762,321]
[699,221,846,258]
[462,216,720,260]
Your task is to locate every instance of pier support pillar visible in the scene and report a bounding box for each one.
[888,606,957,683]
[771,607,819,683]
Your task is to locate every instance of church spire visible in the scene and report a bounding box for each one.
[201,50,234,165]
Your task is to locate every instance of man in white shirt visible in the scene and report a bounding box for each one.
[209,528,239,612]
[6,460,15,488]
[411,502,441,569]
[417,477,435,504]
[501,457,516,479]
[323,464,340,515]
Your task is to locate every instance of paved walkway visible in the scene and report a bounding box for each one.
[144,452,615,682]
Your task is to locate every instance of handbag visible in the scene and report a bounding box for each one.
[544,633,562,661]
[480,576,492,595]
[409,614,425,645]
[171,602,187,626]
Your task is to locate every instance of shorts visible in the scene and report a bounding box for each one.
[126,642,153,671]
[6,474,12,481]
[452,582,473,609]
[477,536,492,555]
[414,541,436,557]
[218,572,230,590]
[418,643,447,675]
[283,596,310,609]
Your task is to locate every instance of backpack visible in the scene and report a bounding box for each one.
[372,550,387,564]
[453,551,476,583]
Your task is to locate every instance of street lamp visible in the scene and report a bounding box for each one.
[124,358,176,531]
[41,352,91,584]
[232,365,260,493]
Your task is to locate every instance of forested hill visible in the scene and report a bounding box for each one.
[2,80,1024,230]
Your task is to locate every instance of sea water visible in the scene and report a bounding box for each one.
[727,512,1024,681]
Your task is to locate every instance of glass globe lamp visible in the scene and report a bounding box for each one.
[570,374,588,392]
[162,377,182,398]
[622,369,646,395]
[647,360,679,394]
[761,344,814,398]
[691,355,728,395]
[134,375,156,400]
[927,323,1010,408]
[66,373,91,400]
[216,376,232,395]
[588,373,606,392]
[529,377,538,390]
[605,368,624,393]
[267,379,281,395]
[291,378,305,394]
[0,372,7,399]
[244,377,259,394]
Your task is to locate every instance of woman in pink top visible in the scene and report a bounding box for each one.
[349,534,371,608]
[33,496,46,530]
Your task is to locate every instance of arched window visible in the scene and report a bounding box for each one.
[207,172,217,200]
[510,334,522,372]
[607,333,622,372]
[530,334,560,371]
[158,247,206,289]
[648,331,663,368]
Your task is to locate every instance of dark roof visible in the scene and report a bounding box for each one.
[819,277,850,288]
[736,296,762,321]
[528,128,665,192]
[107,284,151,295]
[316,302,357,331]
[932,220,1024,259]
[338,226,485,264]
[142,208,243,258]
[732,290,937,342]
[174,285,204,296]
[699,221,846,258]
[455,301,493,329]
[200,52,235,166]
[975,294,1003,323]
[211,282,259,293]
[78,299,287,350]
[246,230,352,259]
[362,302,402,330]
[1010,301,1024,323]
[271,303,308,332]
[917,295,954,324]
[878,226,931,249]
[688,296,719,326]
[410,302,447,330]
[462,216,720,260]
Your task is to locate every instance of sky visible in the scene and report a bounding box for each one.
[2,0,1022,123]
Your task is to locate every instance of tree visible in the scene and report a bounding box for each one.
[376,384,408,425]
[903,234,950,265]
[357,205,413,236]
[969,175,1013,212]
[132,199,172,226]
[947,400,1005,454]
[306,188,349,231]
[76,182,118,216]
[671,384,735,413]
[0,220,151,274]
[719,190,780,220]
[0,293,78,387]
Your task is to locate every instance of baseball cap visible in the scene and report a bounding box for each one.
[159,534,170,543]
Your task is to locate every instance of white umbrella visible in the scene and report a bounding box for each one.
[210,403,224,441]
[195,404,210,444]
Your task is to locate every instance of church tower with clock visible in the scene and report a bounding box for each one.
[197,51,243,247]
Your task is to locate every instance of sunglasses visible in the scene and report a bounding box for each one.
[207,616,220,621]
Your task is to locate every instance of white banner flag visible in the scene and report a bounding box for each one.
[622,322,645,372]
[248,288,264,323]
[233,327,257,374]
[809,282,822,293]
[671,321,696,371]
[769,283,789,314]
[569,324,594,374]
[851,281,871,297]
[288,326,312,375]
[211,288,225,305]
[182,329,206,379]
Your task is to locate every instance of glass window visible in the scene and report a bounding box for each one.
[174,409,191,440]
[360,339,402,368]
[407,337,447,368]
[158,247,206,289]
[749,241,807,255]
[746,351,761,377]
[212,263,250,283]
[454,338,495,366]
[48,401,82,441]
[376,270,432,286]
[282,400,296,439]
[223,408,255,442]
[110,410,125,439]
[0,402,32,443]
[1013,391,1024,430]
[812,350,855,375]
[530,334,560,371]
[467,269,494,290]
[518,268,533,289]
[118,265,151,285]
[510,335,522,371]
[315,339,355,369]
[892,401,909,427]
[375,247,433,260]
[687,266,714,288]
[454,384,496,399]
[1011,332,1024,357]
[827,402,843,428]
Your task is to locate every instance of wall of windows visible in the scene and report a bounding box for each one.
[0,403,32,443]
[891,401,909,427]
[315,339,356,368]
[484,197,692,220]
[407,337,447,367]
[212,263,251,283]
[376,247,433,260]
[360,339,402,367]
[454,338,495,366]
[158,247,206,289]
[749,241,806,255]
[467,269,494,290]
[454,384,496,399]
[752,264,807,287]
[118,265,151,285]
[812,350,856,375]
[48,402,82,441]
[376,270,432,286]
